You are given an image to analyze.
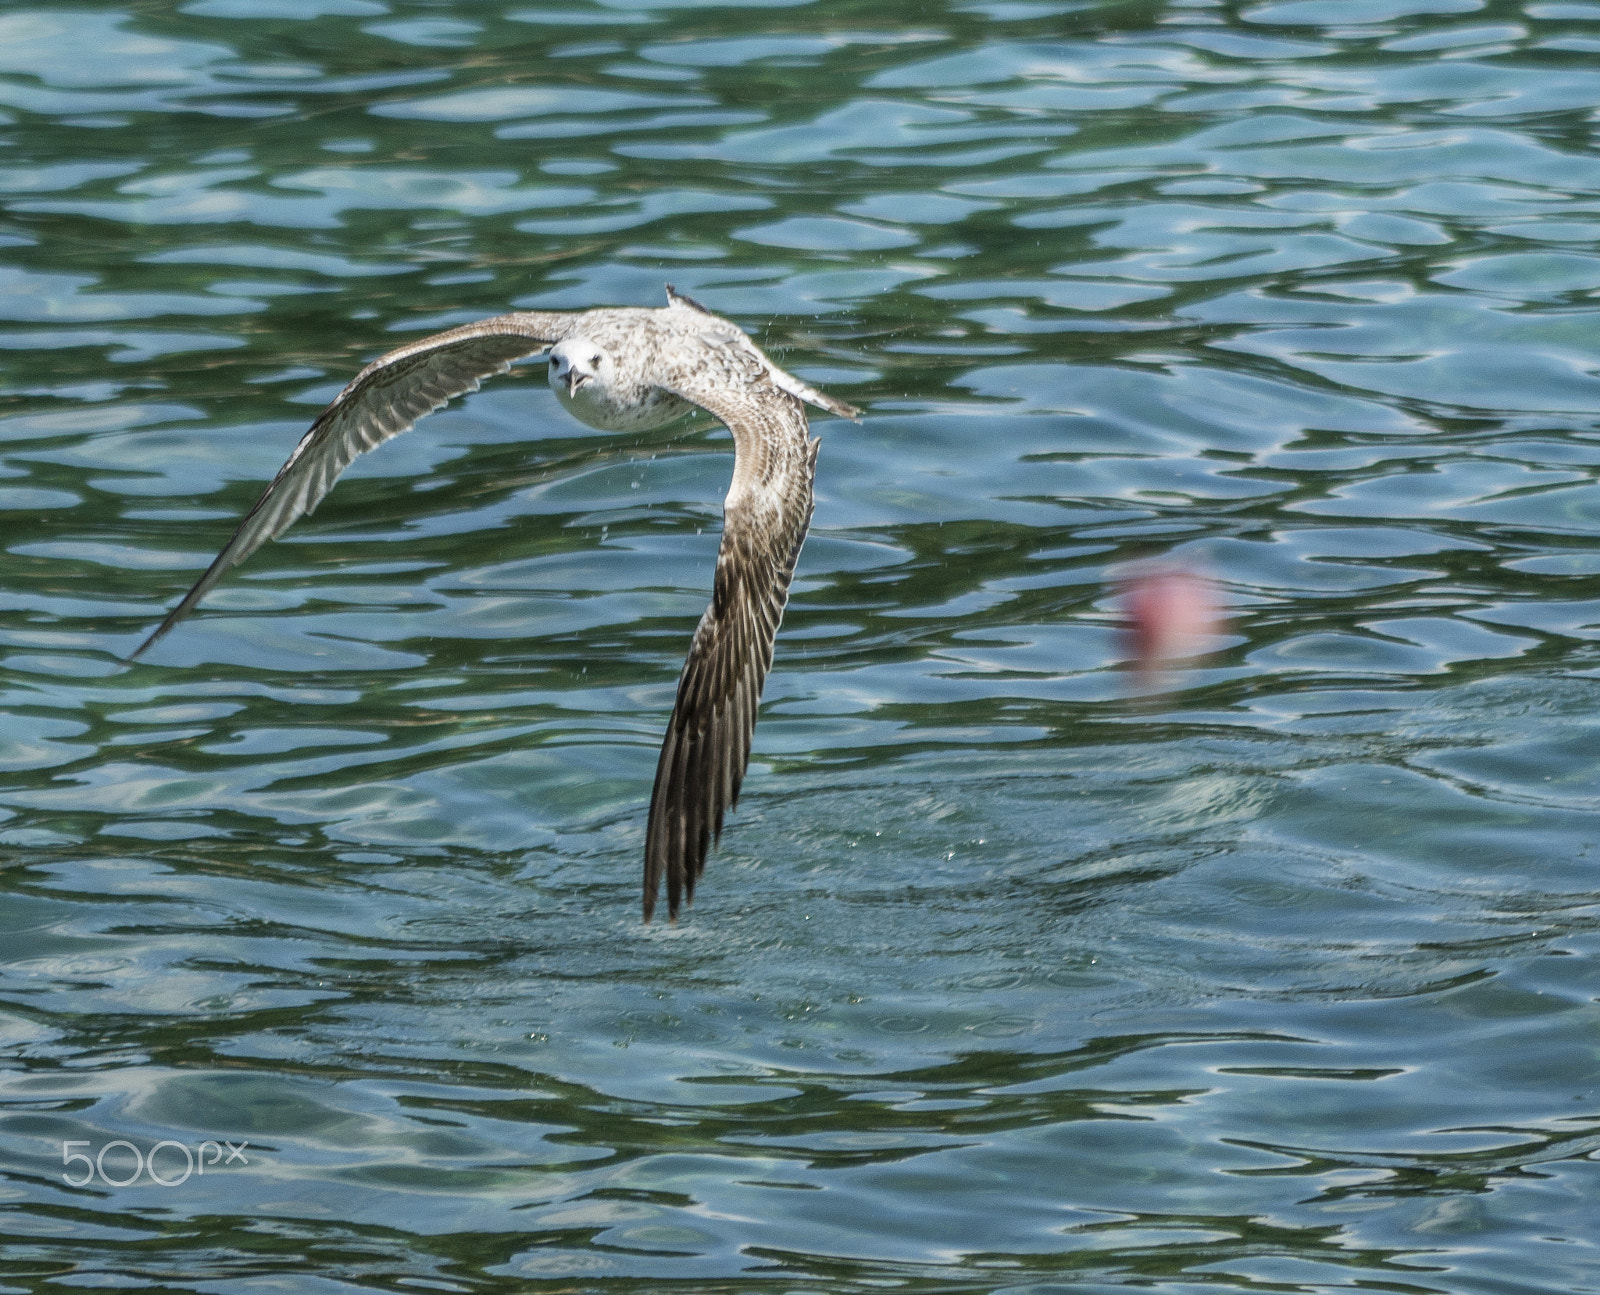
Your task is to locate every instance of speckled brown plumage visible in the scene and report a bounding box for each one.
[127,287,862,922]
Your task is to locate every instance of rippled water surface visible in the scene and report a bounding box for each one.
[3,0,1600,1290]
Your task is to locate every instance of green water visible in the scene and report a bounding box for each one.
[2,0,1599,1290]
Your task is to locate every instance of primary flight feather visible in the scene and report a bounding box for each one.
[127,287,863,922]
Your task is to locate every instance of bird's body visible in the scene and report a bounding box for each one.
[127,287,861,922]
[547,319,692,431]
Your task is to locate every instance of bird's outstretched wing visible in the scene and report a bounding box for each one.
[643,371,820,922]
[127,311,574,661]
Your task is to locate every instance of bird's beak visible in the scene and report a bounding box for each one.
[566,370,582,397]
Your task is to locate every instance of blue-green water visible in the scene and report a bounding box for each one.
[3,0,1600,1290]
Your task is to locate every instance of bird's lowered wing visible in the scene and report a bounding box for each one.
[643,373,820,922]
[127,311,574,661]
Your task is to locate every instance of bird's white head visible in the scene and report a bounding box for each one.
[548,337,612,407]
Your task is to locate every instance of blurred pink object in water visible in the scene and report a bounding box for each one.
[1120,565,1221,686]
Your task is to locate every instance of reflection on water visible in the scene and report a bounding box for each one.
[2,0,1599,1291]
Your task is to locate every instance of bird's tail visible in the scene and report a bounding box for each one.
[665,283,864,422]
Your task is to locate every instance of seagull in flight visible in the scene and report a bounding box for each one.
[127,286,862,922]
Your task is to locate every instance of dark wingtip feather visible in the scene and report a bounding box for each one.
[125,623,167,666]
[664,283,718,317]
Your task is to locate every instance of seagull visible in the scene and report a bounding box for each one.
[126,286,863,923]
